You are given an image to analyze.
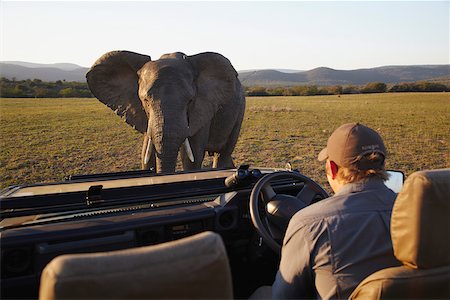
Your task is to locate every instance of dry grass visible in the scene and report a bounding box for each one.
[1,93,449,190]
[235,93,449,187]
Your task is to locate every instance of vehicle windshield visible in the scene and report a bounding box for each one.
[1,169,234,198]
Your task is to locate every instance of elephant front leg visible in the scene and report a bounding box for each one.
[180,140,205,170]
[213,117,243,169]
[180,130,208,171]
[141,134,156,170]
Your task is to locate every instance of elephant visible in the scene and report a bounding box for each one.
[86,50,245,174]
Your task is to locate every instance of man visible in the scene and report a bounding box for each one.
[271,123,401,299]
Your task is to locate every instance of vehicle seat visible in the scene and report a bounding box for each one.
[39,231,233,299]
[350,169,450,299]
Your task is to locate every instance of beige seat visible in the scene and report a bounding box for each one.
[39,231,233,299]
[350,169,450,299]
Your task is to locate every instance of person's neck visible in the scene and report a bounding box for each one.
[331,181,345,194]
[327,174,345,194]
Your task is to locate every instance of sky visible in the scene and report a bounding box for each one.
[0,1,449,71]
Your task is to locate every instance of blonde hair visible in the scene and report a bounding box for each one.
[336,152,388,184]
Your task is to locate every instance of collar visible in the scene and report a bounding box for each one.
[335,177,387,196]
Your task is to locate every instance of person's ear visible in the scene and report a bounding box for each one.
[328,160,339,180]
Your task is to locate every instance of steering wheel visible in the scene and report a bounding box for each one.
[249,171,329,253]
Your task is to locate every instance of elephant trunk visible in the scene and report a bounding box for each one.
[147,103,191,173]
[155,154,178,173]
[152,126,186,174]
[154,138,180,173]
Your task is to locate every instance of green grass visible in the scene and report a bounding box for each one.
[1,93,449,190]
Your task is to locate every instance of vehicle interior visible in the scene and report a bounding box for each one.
[1,166,328,299]
[39,231,233,299]
[1,166,448,299]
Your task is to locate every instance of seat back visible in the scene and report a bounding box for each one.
[350,168,450,299]
[39,231,233,299]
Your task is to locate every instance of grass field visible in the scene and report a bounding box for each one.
[1,93,449,190]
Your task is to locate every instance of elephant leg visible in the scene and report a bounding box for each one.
[212,153,220,168]
[215,113,244,169]
[141,134,156,170]
[180,128,209,170]
[213,152,234,169]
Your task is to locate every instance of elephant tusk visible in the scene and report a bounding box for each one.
[144,135,152,165]
[184,138,195,163]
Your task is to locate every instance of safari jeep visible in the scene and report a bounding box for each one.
[1,166,449,299]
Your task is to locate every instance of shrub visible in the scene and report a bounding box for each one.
[361,82,387,94]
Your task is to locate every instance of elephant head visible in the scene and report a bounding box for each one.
[86,50,245,173]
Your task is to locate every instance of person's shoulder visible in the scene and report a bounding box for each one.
[283,195,344,240]
[289,194,345,225]
[291,182,396,223]
[284,185,396,242]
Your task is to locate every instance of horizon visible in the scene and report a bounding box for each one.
[1,1,449,71]
[2,60,450,73]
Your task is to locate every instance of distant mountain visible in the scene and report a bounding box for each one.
[1,61,449,86]
[239,68,303,74]
[0,62,88,82]
[238,65,450,87]
[2,61,84,71]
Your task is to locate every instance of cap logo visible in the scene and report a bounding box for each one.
[361,144,380,151]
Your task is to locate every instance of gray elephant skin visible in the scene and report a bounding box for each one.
[86,51,245,173]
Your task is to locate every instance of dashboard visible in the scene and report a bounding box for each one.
[0,167,315,298]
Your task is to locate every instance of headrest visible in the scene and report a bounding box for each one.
[391,169,450,269]
[39,231,233,299]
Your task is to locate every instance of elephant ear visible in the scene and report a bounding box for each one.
[187,52,240,135]
[86,51,151,133]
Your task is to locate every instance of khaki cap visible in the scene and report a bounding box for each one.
[318,123,386,170]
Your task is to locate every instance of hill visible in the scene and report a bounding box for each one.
[238,65,450,86]
[0,63,88,82]
[2,61,83,71]
[1,61,449,86]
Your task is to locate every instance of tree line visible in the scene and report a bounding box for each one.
[245,81,450,96]
[0,78,92,98]
[1,77,448,98]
